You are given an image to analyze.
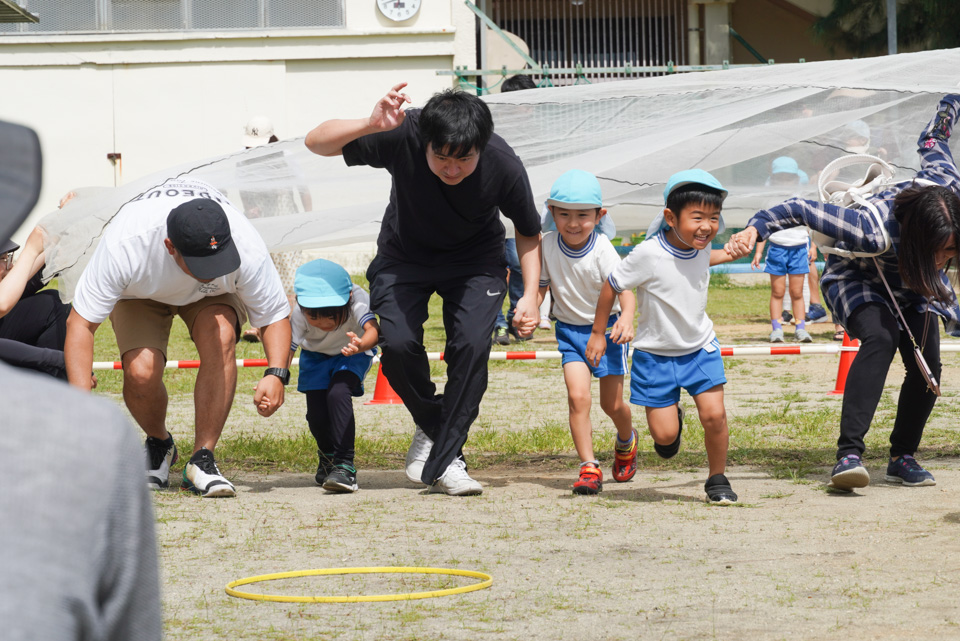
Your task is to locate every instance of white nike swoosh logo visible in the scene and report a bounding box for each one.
[486,290,502,296]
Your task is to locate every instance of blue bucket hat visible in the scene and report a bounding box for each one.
[646,169,728,239]
[295,259,352,308]
[770,156,809,185]
[546,169,603,210]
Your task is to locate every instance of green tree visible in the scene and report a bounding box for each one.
[812,0,960,56]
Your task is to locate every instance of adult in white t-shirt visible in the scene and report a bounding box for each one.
[65,178,292,497]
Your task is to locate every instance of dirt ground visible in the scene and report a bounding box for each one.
[152,323,960,641]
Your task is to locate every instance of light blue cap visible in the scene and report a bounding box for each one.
[770,156,809,185]
[295,259,352,308]
[662,169,728,205]
[646,169,727,239]
[546,169,603,210]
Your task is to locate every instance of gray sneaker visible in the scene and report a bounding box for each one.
[770,328,784,343]
[795,328,813,343]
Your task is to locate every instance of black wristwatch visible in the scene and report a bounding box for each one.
[264,367,290,385]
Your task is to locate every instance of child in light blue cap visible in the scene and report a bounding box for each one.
[589,168,740,504]
[538,169,637,495]
[289,259,380,493]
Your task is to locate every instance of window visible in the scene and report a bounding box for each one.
[0,0,344,33]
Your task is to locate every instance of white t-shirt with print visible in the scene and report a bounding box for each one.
[72,178,289,329]
[290,285,377,356]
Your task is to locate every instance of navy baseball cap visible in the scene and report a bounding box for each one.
[1,239,19,254]
[166,198,241,280]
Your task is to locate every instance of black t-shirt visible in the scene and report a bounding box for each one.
[343,109,540,267]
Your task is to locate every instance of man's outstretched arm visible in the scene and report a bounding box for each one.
[305,82,411,157]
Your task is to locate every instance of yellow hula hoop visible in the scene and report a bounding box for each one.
[225,566,493,603]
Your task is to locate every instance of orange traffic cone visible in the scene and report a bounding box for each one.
[828,332,860,396]
[365,364,404,405]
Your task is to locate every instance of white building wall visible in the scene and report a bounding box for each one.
[0,0,479,240]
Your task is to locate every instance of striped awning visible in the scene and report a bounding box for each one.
[0,0,38,23]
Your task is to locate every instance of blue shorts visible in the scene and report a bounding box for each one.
[764,243,809,276]
[297,349,376,395]
[555,315,627,378]
[629,340,726,407]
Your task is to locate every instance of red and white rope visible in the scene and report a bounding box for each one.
[88,343,915,370]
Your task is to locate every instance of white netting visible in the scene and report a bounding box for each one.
[40,48,960,300]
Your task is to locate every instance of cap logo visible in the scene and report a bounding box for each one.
[209,236,218,250]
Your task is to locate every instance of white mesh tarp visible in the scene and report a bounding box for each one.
[40,48,960,300]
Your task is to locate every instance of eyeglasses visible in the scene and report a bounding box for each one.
[1,252,12,269]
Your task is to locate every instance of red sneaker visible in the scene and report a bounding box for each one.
[613,429,638,482]
[573,462,603,495]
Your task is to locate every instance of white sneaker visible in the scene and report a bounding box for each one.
[429,458,483,496]
[538,316,552,330]
[145,436,178,490]
[405,427,433,484]
[182,448,236,498]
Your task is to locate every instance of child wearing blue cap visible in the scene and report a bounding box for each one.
[752,156,816,344]
[587,169,739,504]
[286,259,380,492]
[539,170,637,494]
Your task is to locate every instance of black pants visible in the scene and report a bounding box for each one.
[0,291,70,378]
[304,371,361,467]
[839,302,940,460]
[367,256,506,483]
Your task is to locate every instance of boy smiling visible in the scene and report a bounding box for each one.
[588,169,739,504]
[539,170,637,494]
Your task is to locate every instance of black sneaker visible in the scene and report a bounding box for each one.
[704,474,738,505]
[322,464,358,493]
[315,451,336,486]
[145,435,178,490]
[827,454,870,492]
[884,455,936,487]
[508,325,529,343]
[493,326,510,345]
[182,448,236,498]
[653,405,684,459]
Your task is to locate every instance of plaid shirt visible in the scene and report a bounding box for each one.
[748,95,960,336]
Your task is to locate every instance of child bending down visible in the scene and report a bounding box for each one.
[288,259,380,493]
[587,169,739,504]
[538,170,636,495]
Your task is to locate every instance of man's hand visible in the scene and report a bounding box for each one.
[512,295,539,338]
[725,226,759,259]
[369,82,411,132]
[253,375,285,417]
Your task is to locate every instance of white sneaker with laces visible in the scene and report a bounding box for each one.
[538,316,552,330]
[182,448,236,498]
[145,436,178,490]
[405,427,433,484]
[429,458,483,496]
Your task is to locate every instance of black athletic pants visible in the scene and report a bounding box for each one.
[0,290,70,379]
[839,302,940,460]
[304,371,361,467]
[367,256,506,484]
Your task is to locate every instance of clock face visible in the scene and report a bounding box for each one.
[377,0,422,22]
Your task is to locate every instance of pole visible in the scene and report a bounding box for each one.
[887,0,897,55]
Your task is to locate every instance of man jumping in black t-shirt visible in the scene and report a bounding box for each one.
[306,83,542,495]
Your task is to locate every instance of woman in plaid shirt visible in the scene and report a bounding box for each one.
[727,94,960,493]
